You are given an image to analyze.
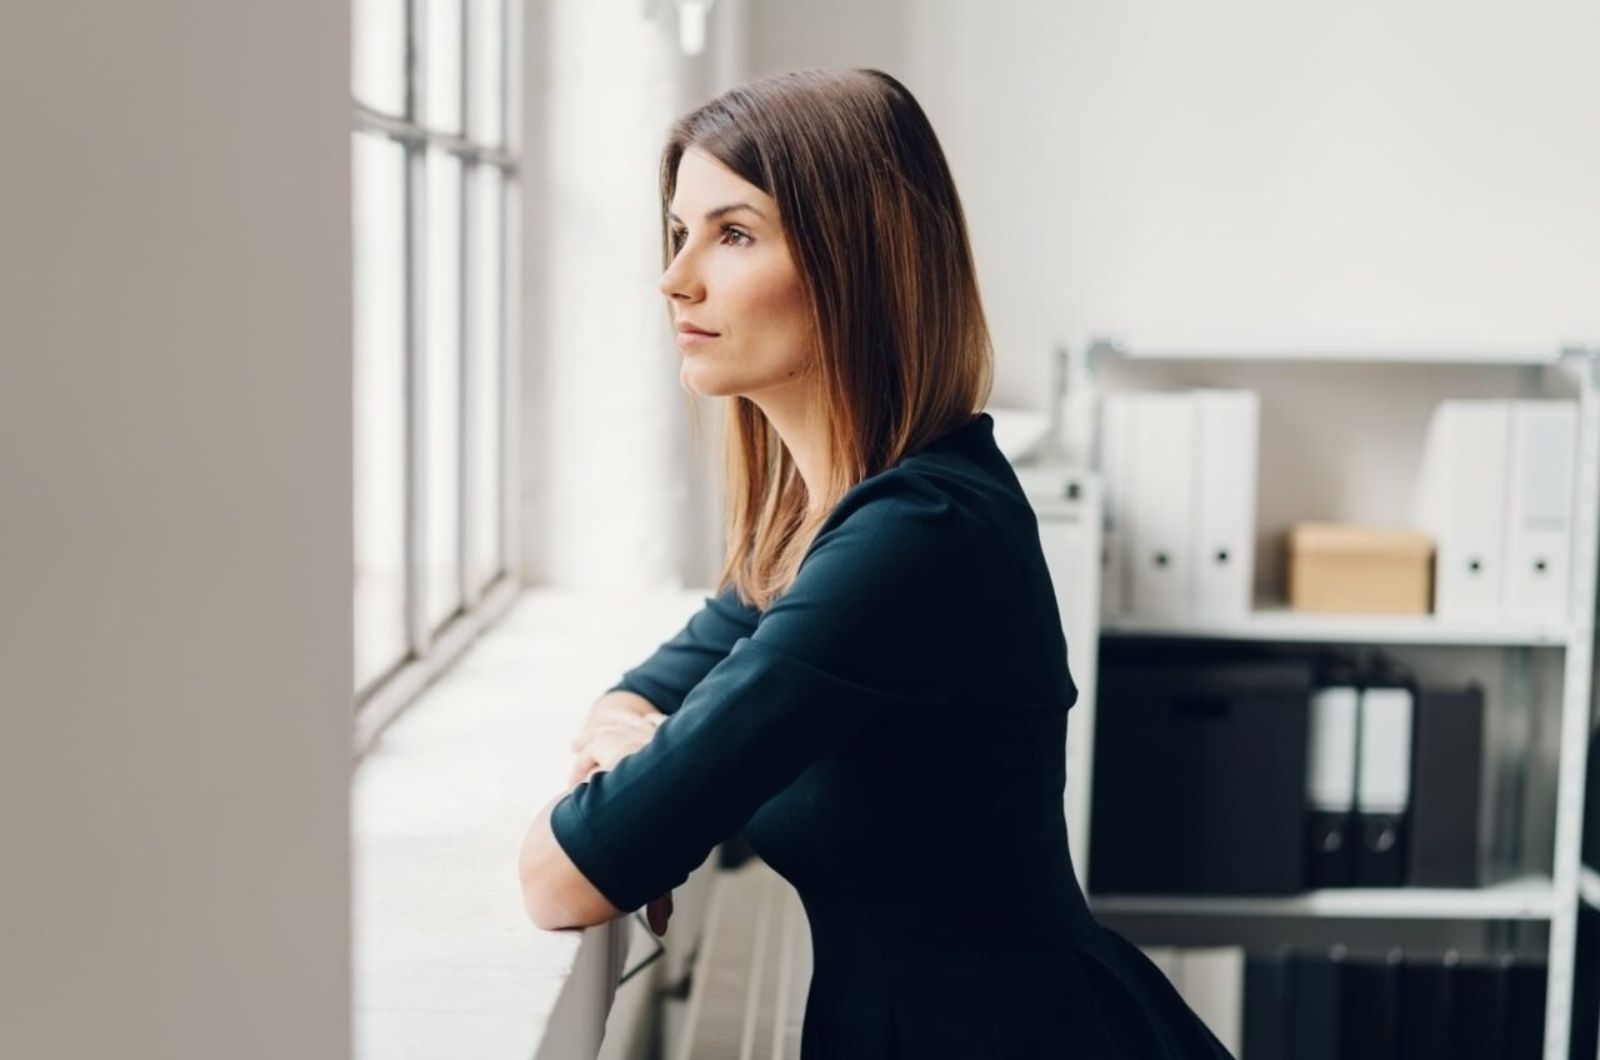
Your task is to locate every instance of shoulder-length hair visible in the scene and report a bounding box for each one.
[660,68,994,610]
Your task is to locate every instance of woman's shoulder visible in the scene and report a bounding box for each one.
[771,465,988,701]
[818,464,978,553]
[823,448,1031,554]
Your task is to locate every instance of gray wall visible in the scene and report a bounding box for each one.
[0,4,353,1058]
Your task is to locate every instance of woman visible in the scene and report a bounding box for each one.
[520,68,1235,1059]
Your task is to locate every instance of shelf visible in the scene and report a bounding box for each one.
[985,406,1052,462]
[1085,339,1572,367]
[1099,604,1571,648]
[1088,874,1558,921]
[1582,865,1600,912]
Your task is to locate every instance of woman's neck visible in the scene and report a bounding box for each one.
[748,380,831,521]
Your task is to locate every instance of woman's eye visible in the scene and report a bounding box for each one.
[670,225,752,250]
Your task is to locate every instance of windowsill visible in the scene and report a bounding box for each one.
[351,584,712,1059]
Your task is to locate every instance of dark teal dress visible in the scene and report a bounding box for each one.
[550,412,1236,1059]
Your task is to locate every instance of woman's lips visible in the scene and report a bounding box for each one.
[675,330,718,348]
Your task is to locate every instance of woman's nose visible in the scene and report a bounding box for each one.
[658,250,702,302]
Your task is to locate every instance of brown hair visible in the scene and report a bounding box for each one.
[660,68,994,610]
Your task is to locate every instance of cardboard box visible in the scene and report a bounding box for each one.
[1287,522,1435,615]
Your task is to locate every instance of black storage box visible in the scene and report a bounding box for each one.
[1089,649,1312,895]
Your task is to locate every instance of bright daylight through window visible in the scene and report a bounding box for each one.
[350,0,519,708]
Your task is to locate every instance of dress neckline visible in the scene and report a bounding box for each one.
[918,411,994,455]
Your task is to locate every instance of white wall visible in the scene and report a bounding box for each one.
[747,0,1600,405]
[520,0,753,591]
[521,1,1599,588]
[0,4,352,1058]
[520,0,691,592]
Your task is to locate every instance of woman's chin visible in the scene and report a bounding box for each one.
[679,363,739,399]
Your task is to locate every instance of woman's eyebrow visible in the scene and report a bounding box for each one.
[665,203,766,223]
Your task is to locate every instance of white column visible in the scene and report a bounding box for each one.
[523,0,749,591]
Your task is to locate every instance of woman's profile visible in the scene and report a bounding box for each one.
[521,67,1236,1059]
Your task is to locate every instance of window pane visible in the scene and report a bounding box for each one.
[466,163,503,593]
[426,150,464,630]
[352,132,411,692]
[426,0,463,133]
[467,0,504,145]
[352,0,408,116]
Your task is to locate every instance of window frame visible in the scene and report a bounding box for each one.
[352,0,523,755]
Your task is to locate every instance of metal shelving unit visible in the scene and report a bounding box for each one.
[1092,872,1560,921]
[1581,865,1600,913]
[1101,603,1574,648]
[1031,341,1600,1060]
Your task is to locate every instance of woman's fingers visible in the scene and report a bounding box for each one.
[567,712,666,787]
[575,718,646,751]
[645,891,673,936]
[606,714,660,735]
[572,701,666,753]
[573,718,658,760]
[568,731,633,783]
[566,752,597,788]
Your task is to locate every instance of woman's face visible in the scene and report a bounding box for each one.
[659,148,814,402]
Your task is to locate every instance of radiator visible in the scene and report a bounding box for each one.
[668,859,812,1060]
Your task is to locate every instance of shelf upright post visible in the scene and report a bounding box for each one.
[1543,347,1600,1059]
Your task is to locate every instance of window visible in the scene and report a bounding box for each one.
[351,0,521,727]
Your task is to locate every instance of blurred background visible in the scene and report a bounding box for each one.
[3,1,1598,1058]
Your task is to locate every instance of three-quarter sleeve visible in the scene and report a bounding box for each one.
[550,471,978,913]
[605,586,763,716]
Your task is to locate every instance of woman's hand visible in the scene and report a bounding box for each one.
[570,691,663,758]
[566,695,674,935]
[645,891,673,936]
[566,709,666,787]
